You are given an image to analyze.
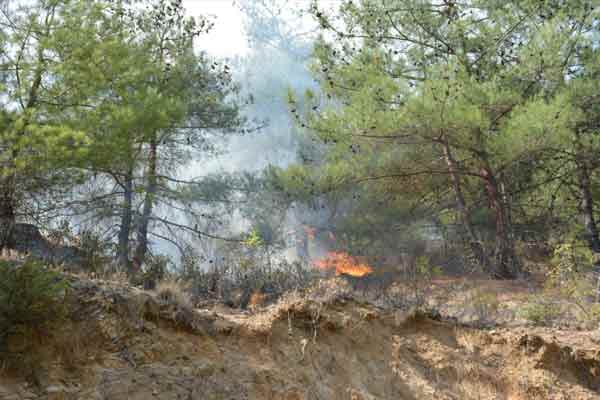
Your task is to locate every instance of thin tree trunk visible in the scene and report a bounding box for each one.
[579,169,600,253]
[134,137,158,265]
[132,32,169,266]
[480,166,521,279]
[117,171,134,270]
[0,13,49,252]
[441,140,489,271]
[0,179,15,253]
[296,227,310,261]
[574,132,600,255]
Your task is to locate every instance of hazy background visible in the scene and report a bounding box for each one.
[183,0,319,175]
[150,1,335,261]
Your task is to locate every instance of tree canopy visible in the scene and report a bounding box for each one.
[0,0,598,282]
[273,0,600,278]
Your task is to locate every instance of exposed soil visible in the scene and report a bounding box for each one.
[1,276,599,400]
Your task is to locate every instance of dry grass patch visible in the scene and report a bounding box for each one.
[155,279,193,311]
[453,362,504,400]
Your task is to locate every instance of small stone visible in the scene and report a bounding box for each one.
[0,385,20,400]
[45,385,66,400]
[20,391,38,400]
[46,385,64,394]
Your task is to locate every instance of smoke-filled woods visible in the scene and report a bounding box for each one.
[2,2,600,398]
[0,0,599,309]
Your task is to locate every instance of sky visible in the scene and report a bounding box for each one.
[182,0,339,58]
[180,0,323,175]
[182,0,250,58]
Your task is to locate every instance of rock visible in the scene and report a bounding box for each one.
[193,361,217,378]
[17,385,37,400]
[45,385,67,400]
[591,329,600,344]
[0,385,20,400]
[213,319,236,335]
[393,309,412,327]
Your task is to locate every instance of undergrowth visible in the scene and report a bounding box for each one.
[0,260,68,373]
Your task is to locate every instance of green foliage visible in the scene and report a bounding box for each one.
[518,296,563,326]
[244,227,265,248]
[0,0,243,268]
[543,242,599,325]
[0,260,67,336]
[78,229,113,273]
[546,242,595,300]
[397,255,442,309]
[275,0,600,278]
[470,289,501,325]
[415,256,442,281]
[514,242,600,327]
[549,243,594,279]
[0,260,68,371]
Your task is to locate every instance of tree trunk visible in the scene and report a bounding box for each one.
[0,14,48,252]
[134,137,158,265]
[441,140,489,271]
[480,166,521,279]
[296,227,310,261]
[579,168,600,254]
[117,171,134,270]
[0,180,15,253]
[574,140,600,255]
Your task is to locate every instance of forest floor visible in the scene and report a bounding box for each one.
[0,274,599,400]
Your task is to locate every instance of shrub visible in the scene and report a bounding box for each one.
[78,229,113,273]
[471,289,500,325]
[544,242,598,326]
[517,297,562,326]
[0,260,67,371]
[155,279,193,311]
[137,254,170,290]
[398,255,441,308]
[185,259,315,308]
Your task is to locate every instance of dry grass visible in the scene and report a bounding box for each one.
[53,320,106,371]
[248,290,267,311]
[453,363,503,400]
[155,279,193,311]
[3,273,599,400]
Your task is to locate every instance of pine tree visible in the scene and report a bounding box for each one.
[277,0,599,278]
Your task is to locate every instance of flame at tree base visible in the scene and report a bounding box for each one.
[313,252,373,277]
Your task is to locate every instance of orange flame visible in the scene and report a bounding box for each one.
[313,252,373,277]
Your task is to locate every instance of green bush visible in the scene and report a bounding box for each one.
[517,297,562,326]
[0,260,67,353]
[471,289,500,325]
[78,229,113,273]
[545,242,598,326]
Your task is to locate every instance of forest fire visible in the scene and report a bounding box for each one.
[313,252,373,277]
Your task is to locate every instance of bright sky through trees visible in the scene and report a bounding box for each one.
[183,0,250,57]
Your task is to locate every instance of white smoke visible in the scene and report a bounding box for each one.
[157,0,337,263]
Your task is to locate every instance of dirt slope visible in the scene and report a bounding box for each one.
[1,277,599,400]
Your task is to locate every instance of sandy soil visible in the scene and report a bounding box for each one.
[0,276,599,400]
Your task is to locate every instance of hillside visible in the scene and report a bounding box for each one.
[1,276,599,400]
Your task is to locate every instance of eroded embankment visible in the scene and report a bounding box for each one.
[1,277,599,400]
